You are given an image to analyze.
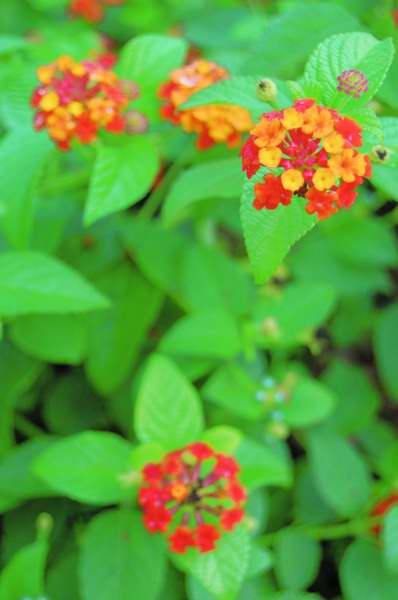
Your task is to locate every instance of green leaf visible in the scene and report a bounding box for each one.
[371,165,398,199]
[254,282,337,346]
[118,34,187,91]
[382,506,398,574]
[33,431,133,504]
[374,304,398,402]
[162,158,244,226]
[175,525,250,600]
[303,32,395,112]
[9,314,87,365]
[321,359,380,434]
[241,172,315,284]
[0,251,109,317]
[200,426,242,455]
[274,528,321,591]
[242,4,360,79]
[340,540,398,600]
[0,129,52,249]
[134,353,204,450]
[307,428,371,517]
[85,264,163,394]
[203,362,263,421]
[160,309,241,359]
[0,437,55,513]
[282,378,335,428]
[181,244,254,317]
[80,509,166,600]
[85,137,159,225]
[0,340,43,457]
[0,35,29,55]
[236,438,292,490]
[0,524,50,600]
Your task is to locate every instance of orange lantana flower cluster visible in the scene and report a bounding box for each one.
[70,0,123,22]
[159,59,253,150]
[31,55,137,151]
[241,99,372,220]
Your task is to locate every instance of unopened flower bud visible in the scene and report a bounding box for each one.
[261,317,280,338]
[36,512,53,535]
[371,145,391,164]
[120,80,140,100]
[266,421,289,439]
[124,110,149,135]
[256,78,277,103]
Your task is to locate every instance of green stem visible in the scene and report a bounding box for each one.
[138,140,195,221]
[261,516,383,545]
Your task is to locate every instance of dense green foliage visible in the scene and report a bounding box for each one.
[1,1,398,599]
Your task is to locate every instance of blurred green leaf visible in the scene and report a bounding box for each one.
[134,353,204,450]
[80,509,166,600]
[274,528,321,591]
[374,304,398,402]
[33,431,133,504]
[382,505,398,574]
[0,251,109,316]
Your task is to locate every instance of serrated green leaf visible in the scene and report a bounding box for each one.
[33,431,133,504]
[175,526,250,600]
[162,158,244,226]
[307,428,371,517]
[274,528,321,591]
[134,353,204,450]
[0,251,109,316]
[80,509,166,600]
[85,137,159,225]
[241,172,316,284]
[303,32,395,112]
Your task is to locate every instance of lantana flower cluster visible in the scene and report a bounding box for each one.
[159,59,253,150]
[139,442,247,554]
[241,99,372,220]
[31,55,136,150]
[70,0,123,22]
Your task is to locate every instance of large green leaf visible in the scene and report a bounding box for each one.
[175,526,250,600]
[134,353,204,450]
[242,3,360,79]
[0,251,109,316]
[33,431,133,504]
[85,137,159,225]
[236,438,292,490]
[160,310,241,359]
[162,158,244,226]
[80,509,166,600]
[0,129,52,249]
[9,314,87,365]
[374,304,398,402]
[303,32,395,112]
[241,172,315,284]
[307,428,371,517]
[0,522,50,600]
[274,528,321,591]
[85,264,163,394]
[282,378,335,428]
[340,540,398,600]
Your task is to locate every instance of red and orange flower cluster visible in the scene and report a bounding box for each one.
[241,99,372,220]
[139,442,247,553]
[159,59,253,150]
[31,55,136,150]
[70,0,123,22]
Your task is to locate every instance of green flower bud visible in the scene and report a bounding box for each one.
[256,78,277,103]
